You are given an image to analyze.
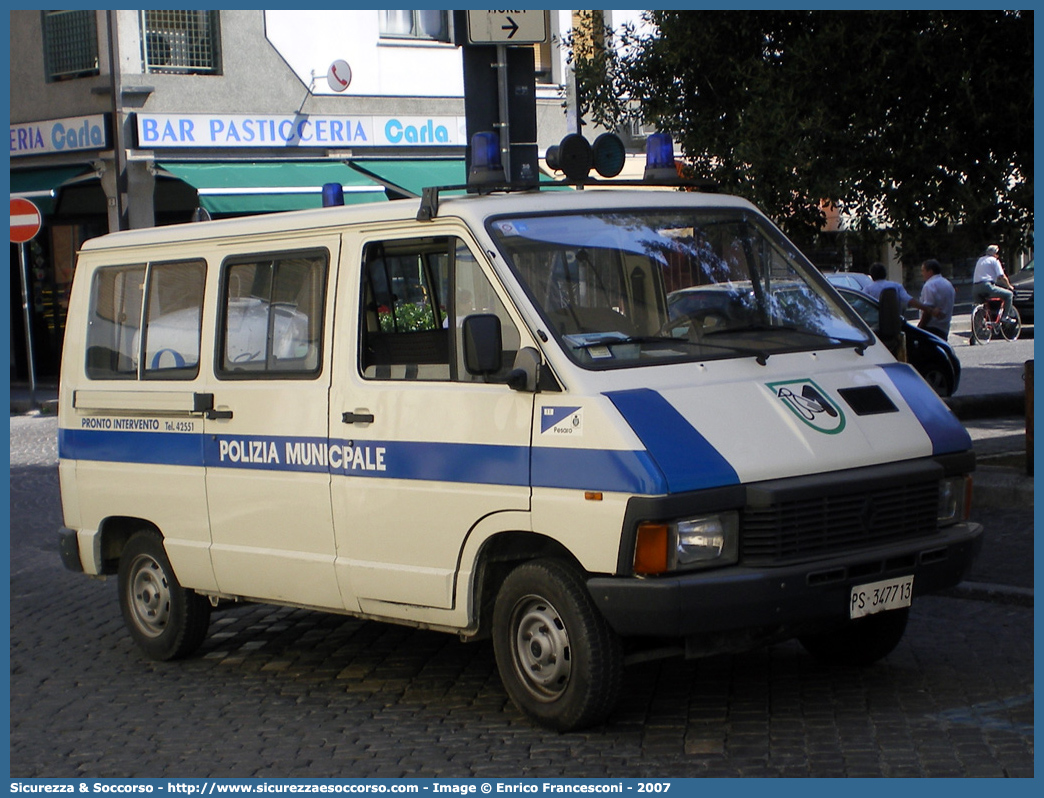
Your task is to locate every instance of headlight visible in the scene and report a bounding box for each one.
[633,512,740,575]
[938,475,972,525]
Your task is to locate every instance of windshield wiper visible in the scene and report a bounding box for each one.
[702,324,871,358]
[568,334,684,350]
[568,334,772,363]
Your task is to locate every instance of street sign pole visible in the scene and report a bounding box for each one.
[496,44,511,183]
[17,243,37,409]
[11,197,43,409]
[458,11,543,185]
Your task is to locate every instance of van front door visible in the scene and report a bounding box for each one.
[330,234,534,611]
[202,243,342,610]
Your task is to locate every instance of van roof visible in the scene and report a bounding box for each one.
[78,188,757,252]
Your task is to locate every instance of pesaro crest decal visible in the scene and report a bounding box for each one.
[768,379,846,434]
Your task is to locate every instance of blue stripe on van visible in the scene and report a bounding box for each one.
[59,428,204,467]
[531,446,666,495]
[58,428,665,494]
[881,362,972,455]
[604,388,740,493]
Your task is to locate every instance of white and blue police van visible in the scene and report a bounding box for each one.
[58,135,982,731]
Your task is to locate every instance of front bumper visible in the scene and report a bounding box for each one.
[588,520,982,638]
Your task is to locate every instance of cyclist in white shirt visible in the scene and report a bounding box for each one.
[972,244,1014,317]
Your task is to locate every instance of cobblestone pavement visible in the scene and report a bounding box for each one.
[9,416,1034,778]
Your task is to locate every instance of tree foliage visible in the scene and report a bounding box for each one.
[573,11,1033,258]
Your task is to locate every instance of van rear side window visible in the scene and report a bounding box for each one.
[217,249,328,378]
[85,260,206,380]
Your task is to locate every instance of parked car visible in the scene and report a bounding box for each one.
[834,286,961,397]
[824,271,873,292]
[1010,259,1033,323]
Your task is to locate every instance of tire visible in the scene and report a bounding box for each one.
[118,531,211,661]
[492,559,622,731]
[798,607,909,667]
[1000,306,1022,341]
[920,360,953,397]
[970,305,992,344]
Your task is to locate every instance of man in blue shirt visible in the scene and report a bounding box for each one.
[864,262,935,316]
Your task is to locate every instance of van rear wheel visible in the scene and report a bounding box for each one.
[798,607,909,667]
[118,531,211,661]
[492,559,622,731]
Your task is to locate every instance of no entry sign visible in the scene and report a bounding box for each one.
[10,198,42,244]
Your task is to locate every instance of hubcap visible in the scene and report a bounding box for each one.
[511,596,571,701]
[128,554,171,638]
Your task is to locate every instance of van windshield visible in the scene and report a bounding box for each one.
[489,208,872,368]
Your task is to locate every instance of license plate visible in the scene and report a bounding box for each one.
[850,575,914,619]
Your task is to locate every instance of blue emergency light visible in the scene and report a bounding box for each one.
[468,132,506,187]
[322,182,345,207]
[643,133,678,181]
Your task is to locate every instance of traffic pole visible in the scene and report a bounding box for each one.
[11,197,43,410]
[17,242,37,409]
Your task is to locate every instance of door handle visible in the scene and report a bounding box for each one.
[194,393,233,420]
[342,411,374,424]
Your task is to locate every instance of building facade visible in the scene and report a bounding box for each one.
[10,10,624,380]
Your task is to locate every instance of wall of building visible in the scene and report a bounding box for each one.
[9,9,581,381]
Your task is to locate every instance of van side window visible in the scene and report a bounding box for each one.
[359,237,520,382]
[360,237,451,380]
[453,242,520,383]
[218,250,327,378]
[143,260,206,380]
[85,260,206,380]
[86,264,146,379]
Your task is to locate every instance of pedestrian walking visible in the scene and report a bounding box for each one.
[918,259,956,339]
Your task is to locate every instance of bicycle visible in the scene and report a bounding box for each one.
[970,296,1022,344]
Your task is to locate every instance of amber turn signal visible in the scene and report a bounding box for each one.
[633,523,669,575]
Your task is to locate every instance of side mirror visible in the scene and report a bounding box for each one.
[876,287,903,356]
[507,347,541,393]
[462,314,503,376]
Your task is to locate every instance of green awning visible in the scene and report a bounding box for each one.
[349,159,467,199]
[157,161,388,215]
[10,166,92,215]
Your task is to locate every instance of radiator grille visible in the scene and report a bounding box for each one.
[741,479,939,564]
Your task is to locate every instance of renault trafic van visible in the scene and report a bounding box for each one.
[58,182,982,731]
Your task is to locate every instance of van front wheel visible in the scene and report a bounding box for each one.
[492,559,622,731]
[118,531,211,661]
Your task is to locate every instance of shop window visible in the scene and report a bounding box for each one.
[379,10,451,42]
[141,10,221,74]
[85,259,206,381]
[42,10,99,82]
[218,250,327,378]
